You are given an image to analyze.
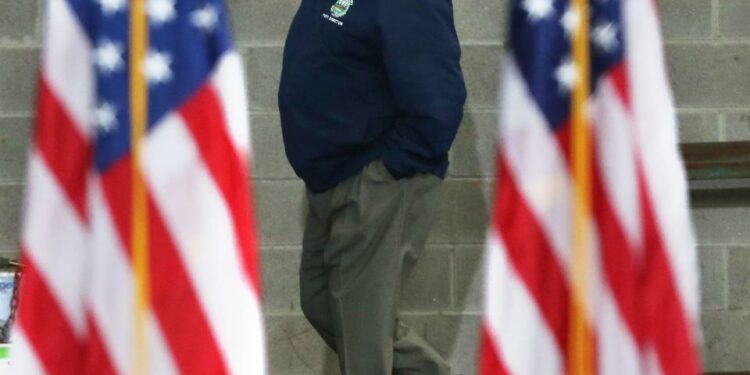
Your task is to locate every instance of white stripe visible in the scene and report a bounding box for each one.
[10,328,46,375]
[500,56,572,273]
[624,0,700,322]
[43,0,94,138]
[484,233,563,375]
[596,290,642,375]
[143,115,266,375]
[644,347,665,375]
[88,179,132,374]
[147,317,180,375]
[500,56,606,317]
[88,179,179,375]
[22,154,88,337]
[591,77,646,374]
[211,52,252,157]
[592,77,642,248]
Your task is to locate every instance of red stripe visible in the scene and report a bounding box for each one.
[589,67,644,348]
[148,196,232,375]
[178,85,261,292]
[557,114,647,353]
[555,123,645,349]
[591,162,644,343]
[82,315,118,375]
[607,63,632,111]
[100,158,132,253]
[100,158,230,375]
[596,62,699,370]
[479,323,511,375]
[638,170,701,375]
[16,253,84,375]
[590,61,698,368]
[494,154,570,360]
[35,78,91,221]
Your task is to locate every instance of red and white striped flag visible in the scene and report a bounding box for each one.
[12,0,265,374]
[479,0,701,373]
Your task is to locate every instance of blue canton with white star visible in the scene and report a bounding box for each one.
[65,0,235,171]
[510,0,624,130]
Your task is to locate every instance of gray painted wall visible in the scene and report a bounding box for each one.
[1,0,749,372]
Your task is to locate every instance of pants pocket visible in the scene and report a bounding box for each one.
[363,159,396,183]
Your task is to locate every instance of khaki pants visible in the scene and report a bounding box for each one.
[299,160,450,375]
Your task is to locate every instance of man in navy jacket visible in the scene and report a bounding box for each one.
[279,0,466,372]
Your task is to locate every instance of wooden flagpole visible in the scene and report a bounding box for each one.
[129,0,150,373]
[569,0,594,372]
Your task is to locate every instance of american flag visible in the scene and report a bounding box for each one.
[12,0,265,374]
[480,0,701,373]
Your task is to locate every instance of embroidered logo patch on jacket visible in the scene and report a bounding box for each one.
[330,0,354,18]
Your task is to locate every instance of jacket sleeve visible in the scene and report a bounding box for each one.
[378,0,467,178]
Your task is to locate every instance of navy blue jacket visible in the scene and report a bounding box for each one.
[278,0,467,193]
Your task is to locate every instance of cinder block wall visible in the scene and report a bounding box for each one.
[1,0,749,373]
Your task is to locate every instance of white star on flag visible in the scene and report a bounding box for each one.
[592,22,619,52]
[144,50,173,85]
[554,57,578,92]
[522,0,554,21]
[148,0,177,26]
[191,5,219,32]
[97,0,127,16]
[94,40,124,74]
[93,102,118,133]
[561,6,580,37]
